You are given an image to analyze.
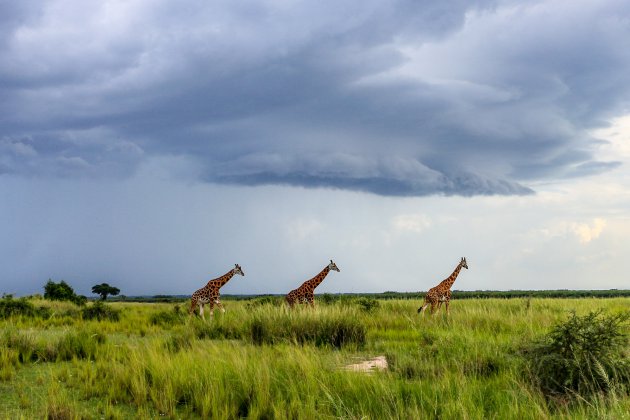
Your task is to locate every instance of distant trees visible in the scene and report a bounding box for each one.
[91,283,120,301]
[43,279,87,306]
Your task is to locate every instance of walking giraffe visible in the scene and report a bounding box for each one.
[190,264,244,319]
[286,260,340,308]
[418,257,468,315]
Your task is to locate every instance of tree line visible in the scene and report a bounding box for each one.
[41,279,120,304]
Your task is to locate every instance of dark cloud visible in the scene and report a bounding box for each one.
[0,0,628,196]
[209,153,533,196]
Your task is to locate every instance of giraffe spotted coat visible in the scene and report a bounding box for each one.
[418,257,468,315]
[190,264,244,319]
[286,260,340,307]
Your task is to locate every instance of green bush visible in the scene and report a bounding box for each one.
[81,301,120,321]
[355,297,380,313]
[0,295,49,318]
[43,279,87,306]
[523,310,630,401]
[319,293,338,305]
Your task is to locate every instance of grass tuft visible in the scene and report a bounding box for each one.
[249,307,366,348]
[149,306,185,327]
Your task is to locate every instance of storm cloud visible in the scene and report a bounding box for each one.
[1,0,629,196]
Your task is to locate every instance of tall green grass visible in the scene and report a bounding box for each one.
[248,305,366,348]
[0,297,629,418]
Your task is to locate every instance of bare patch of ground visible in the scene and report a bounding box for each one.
[343,355,388,373]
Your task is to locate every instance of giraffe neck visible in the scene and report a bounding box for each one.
[207,269,236,289]
[439,262,463,290]
[304,266,331,290]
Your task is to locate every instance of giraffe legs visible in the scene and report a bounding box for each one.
[429,302,438,314]
[434,299,451,315]
[419,294,452,316]
[443,290,452,314]
[198,302,217,320]
[435,300,449,314]
[215,299,226,313]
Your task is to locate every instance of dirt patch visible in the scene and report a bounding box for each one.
[343,355,388,373]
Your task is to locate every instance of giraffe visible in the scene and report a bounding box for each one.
[285,260,340,308]
[418,257,468,315]
[190,264,244,319]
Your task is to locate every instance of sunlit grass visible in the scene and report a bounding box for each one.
[0,297,628,418]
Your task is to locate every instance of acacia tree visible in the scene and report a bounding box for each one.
[91,283,120,301]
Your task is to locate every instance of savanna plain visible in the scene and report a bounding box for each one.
[1,296,629,419]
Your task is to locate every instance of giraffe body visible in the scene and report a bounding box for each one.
[286,260,340,308]
[190,264,244,319]
[418,258,468,315]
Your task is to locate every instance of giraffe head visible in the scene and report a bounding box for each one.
[234,264,245,276]
[461,257,468,269]
[328,260,340,272]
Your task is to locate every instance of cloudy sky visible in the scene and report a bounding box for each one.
[2,0,630,297]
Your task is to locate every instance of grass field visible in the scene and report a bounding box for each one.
[1,297,629,419]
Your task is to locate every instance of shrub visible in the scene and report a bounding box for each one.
[81,301,120,321]
[355,297,380,313]
[43,279,87,306]
[523,310,630,401]
[319,293,338,305]
[72,295,88,306]
[0,295,49,318]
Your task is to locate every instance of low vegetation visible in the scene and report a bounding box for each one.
[0,295,49,319]
[523,310,630,401]
[80,301,120,321]
[0,296,628,418]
